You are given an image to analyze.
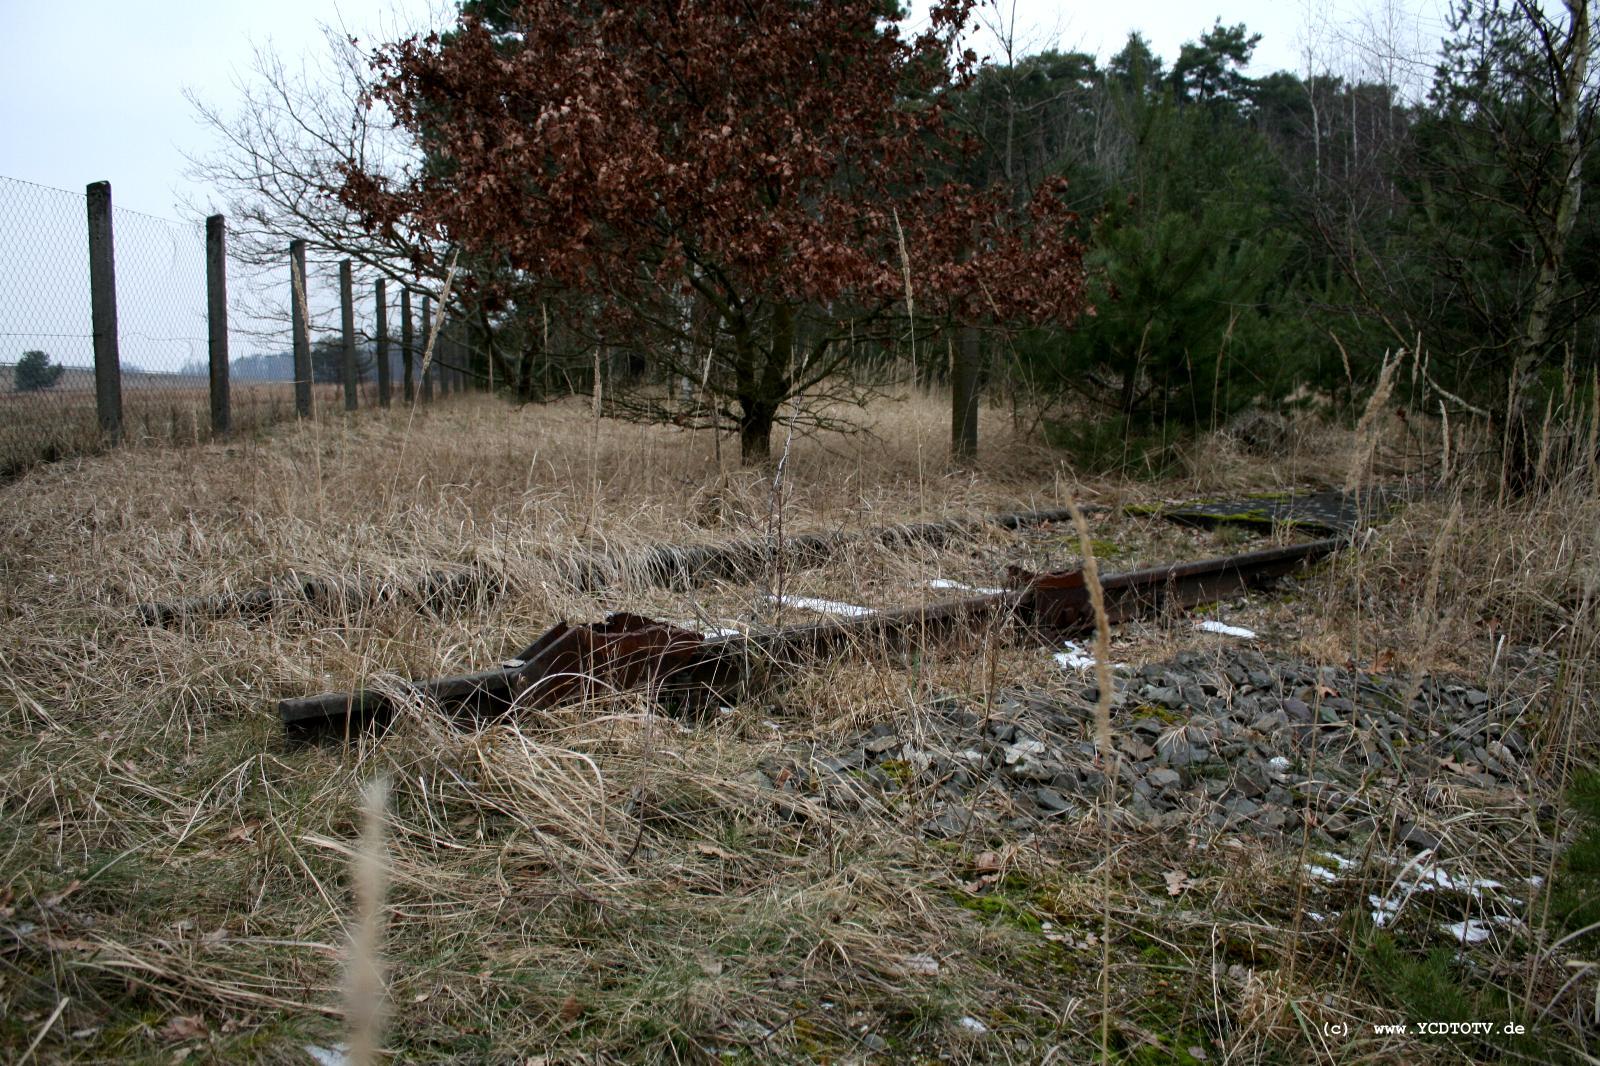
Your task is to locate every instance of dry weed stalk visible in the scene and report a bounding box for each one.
[891,206,916,387]
[1068,500,1118,1064]
[346,776,391,1066]
[1344,347,1402,496]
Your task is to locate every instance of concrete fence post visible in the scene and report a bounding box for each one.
[206,214,229,435]
[340,259,357,411]
[375,279,390,408]
[290,240,312,418]
[86,181,122,442]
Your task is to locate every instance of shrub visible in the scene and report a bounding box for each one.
[15,350,64,392]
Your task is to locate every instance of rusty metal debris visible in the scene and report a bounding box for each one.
[138,505,1102,627]
[279,538,1342,741]
[1018,539,1341,630]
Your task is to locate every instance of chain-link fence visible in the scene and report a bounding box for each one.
[0,174,467,478]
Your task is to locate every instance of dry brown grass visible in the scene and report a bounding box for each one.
[0,380,359,478]
[1,387,1595,1063]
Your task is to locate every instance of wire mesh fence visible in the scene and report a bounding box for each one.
[0,174,461,477]
[0,176,100,473]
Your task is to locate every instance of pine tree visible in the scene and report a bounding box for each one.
[14,350,64,392]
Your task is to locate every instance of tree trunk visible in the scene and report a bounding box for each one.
[952,323,981,460]
[739,405,774,464]
[1506,0,1590,490]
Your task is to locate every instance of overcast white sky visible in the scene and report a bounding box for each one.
[1,0,1456,220]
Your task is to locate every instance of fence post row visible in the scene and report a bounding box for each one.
[421,295,434,403]
[375,279,390,408]
[206,215,230,435]
[290,240,312,418]
[86,181,122,443]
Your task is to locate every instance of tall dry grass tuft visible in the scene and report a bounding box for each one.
[1344,347,1403,496]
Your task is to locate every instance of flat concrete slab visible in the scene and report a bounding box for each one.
[1144,487,1409,536]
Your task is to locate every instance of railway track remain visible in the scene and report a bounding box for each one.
[280,537,1343,741]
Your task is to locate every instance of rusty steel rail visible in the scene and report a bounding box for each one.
[139,505,1101,627]
[279,537,1342,740]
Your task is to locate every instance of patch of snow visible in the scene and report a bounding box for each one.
[704,626,742,638]
[1304,864,1339,883]
[771,595,874,617]
[1441,920,1493,945]
[1054,647,1096,671]
[1369,898,1400,927]
[1053,640,1127,674]
[958,1016,989,1034]
[928,578,1003,595]
[1196,620,1257,639]
[305,1045,349,1066]
[1268,755,1292,775]
[1420,868,1502,898]
[1363,856,1515,930]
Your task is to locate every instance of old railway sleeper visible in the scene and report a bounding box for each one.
[138,505,1104,627]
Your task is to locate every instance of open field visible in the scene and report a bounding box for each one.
[1,380,391,479]
[1,392,1597,1063]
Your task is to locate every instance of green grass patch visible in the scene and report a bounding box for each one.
[1548,771,1600,950]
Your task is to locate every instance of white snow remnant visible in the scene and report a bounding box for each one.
[771,595,875,617]
[1196,620,1257,638]
[1053,640,1126,673]
[1441,920,1494,944]
[927,578,1004,595]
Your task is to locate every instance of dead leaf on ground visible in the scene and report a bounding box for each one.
[972,850,1003,874]
[158,1015,208,1042]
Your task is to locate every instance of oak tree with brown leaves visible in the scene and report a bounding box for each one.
[342,0,1088,463]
